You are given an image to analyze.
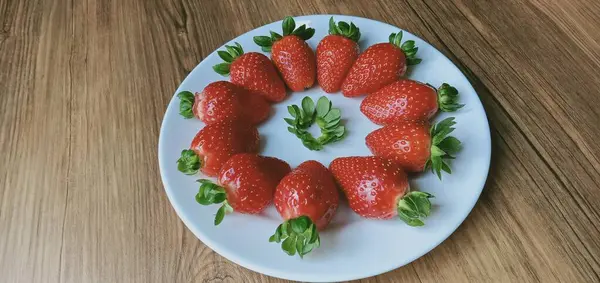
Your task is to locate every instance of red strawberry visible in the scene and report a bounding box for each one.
[254,17,316,91]
[365,117,461,179]
[341,32,421,97]
[177,120,260,177]
[213,43,286,102]
[361,80,463,125]
[329,156,434,226]
[195,154,291,225]
[270,160,339,257]
[177,81,270,125]
[316,17,361,93]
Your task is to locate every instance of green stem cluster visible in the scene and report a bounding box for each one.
[425,117,462,179]
[269,216,320,258]
[285,96,346,151]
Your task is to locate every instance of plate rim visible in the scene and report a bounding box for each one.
[158,14,492,282]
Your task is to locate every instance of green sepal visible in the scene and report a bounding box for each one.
[388,31,421,66]
[212,42,245,76]
[283,96,346,151]
[269,216,320,258]
[177,91,195,119]
[256,17,315,52]
[397,191,434,226]
[177,149,201,175]
[194,179,232,226]
[328,17,361,42]
[427,117,461,179]
[437,83,465,112]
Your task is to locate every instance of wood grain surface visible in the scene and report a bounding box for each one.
[1,0,599,282]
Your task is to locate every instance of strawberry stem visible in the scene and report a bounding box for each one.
[388,31,421,65]
[425,117,462,179]
[253,16,315,52]
[397,191,434,226]
[328,17,361,42]
[212,42,244,76]
[177,91,195,119]
[177,149,201,175]
[269,216,320,258]
[195,179,232,225]
[437,83,465,112]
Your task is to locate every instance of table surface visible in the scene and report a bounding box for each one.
[2,0,600,282]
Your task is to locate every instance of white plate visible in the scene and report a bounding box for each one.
[159,15,491,283]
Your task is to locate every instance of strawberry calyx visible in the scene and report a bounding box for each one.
[213,42,245,76]
[437,83,464,112]
[328,17,361,42]
[425,117,462,179]
[177,149,202,175]
[269,215,320,258]
[177,91,195,119]
[397,191,434,226]
[285,96,346,151]
[388,31,422,66]
[253,16,316,52]
[195,179,233,225]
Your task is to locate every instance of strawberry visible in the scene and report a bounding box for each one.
[195,154,291,225]
[361,80,463,124]
[341,31,421,97]
[365,117,461,179]
[270,160,339,258]
[316,17,361,93]
[213,42,286,102]
[254,17,316,91]
[177,81,270,125]
[177,120,260,177]
[329,156,434,226]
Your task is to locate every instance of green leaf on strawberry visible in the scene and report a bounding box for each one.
[177,149,201,175]
[253,16,315,52]
[213,42,244,75]
[397,191,434,226]
[195,179,234,226]
[328,17,361,42]
[389,31,421,66]
[177,91,195,119]
[270,216,320,258]
[437,83,465,112]
[425,117,462,179]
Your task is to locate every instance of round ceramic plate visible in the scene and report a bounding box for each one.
[159,15,491,283]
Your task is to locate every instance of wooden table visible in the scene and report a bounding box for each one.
[2,0,599,282]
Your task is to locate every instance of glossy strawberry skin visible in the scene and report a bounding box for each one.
[366,121,431,172]
[341,43,406,97]
[230,52,287,102]
[361,79,438,125]
[274,161,339,230]
[316,35,359,93]
[190,120,260,177]
[193,81,270,125]
[218,154,291,214]
[329,156,409,219]
[271,35,316,92]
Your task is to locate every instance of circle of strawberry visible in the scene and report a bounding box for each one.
[213,42,287,102]
[316,17,361,93]
[253,16,317,91]
[342,31,421,97]
[195,154,291,225]
[177,120,260,177]
[360,79,464,125]
[329,156,434,226]
[177,81,271,125]
[270,161,339,258]
[366,117,461,179]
